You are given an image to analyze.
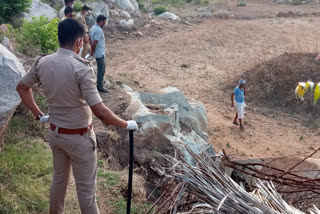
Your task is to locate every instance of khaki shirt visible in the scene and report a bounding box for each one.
[21,48,102,129]
[61,16,68,21]
[75,12,89,33]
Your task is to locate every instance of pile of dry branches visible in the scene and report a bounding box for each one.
[146,147,320,214]
[224,148,320,210]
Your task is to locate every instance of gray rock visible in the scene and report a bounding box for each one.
[24,0,57,21]
[135,31,144,37]
[179,102,208,141]
[196,6,213,12]
[119,19,136,30]
[201,11,213,17]
[140,87,191,109]
[213,9,230,18]
[86,2,110,28]
[0,44,26,149]
[140,87,208,140]
[110,10,120,17]
[158,12,180,21]
[1,36,13,52]
[120,10,131,18]
[59,6,65,19]
[115,0,139,11]
[125,86,213,164]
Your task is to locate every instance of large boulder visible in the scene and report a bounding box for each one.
[95,86,214,200]
[125,86,213,164]
[119,10,131,18]
[0,44,26,150]
[114,0,139,12]
[86,2,110,28]
[24,0,57,21]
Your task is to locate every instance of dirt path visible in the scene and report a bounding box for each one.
[104,16,320,159]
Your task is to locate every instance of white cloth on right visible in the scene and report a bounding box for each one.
[235,102,245,119]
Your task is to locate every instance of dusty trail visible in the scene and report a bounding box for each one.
[105,17,320,159]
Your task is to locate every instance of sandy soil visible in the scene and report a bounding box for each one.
[102,0,320,160]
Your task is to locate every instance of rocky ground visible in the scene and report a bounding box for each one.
[4,0,320,212]
[104,1,320,160]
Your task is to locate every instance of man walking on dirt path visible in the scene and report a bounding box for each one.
[89,15,108,93]
[231,80,246,130]
[75,5,91,59]
[16,18,138,214]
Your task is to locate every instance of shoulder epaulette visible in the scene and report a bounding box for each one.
[73,56,91,66]
[32,53,53,70]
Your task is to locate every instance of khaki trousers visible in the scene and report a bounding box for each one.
[48,128,99,214]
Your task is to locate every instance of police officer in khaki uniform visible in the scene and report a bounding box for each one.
[75,5,91,59]
[61,6,74,21]
[16,18,138,214]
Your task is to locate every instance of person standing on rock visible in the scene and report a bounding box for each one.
[75,5,91,59]
[59,0,74,19]
[89,15,108,93]
[16,18,138,214]
[231,80,246,130]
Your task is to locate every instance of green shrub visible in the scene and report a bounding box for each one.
[73,0,83,12]
[292,0,302,5]
[151,0,161,4]
[138,1,146,11]
[237,0,247,6]
[185,0,192,3]
[193,0,202,4]
[153,6,167,15]
[151,0,184,6]
[0,34,4,43]
[0,0,32,24]
[202,0,209,5]
[9,16,59,56]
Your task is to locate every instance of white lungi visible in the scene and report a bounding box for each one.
[235,102,245,119]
